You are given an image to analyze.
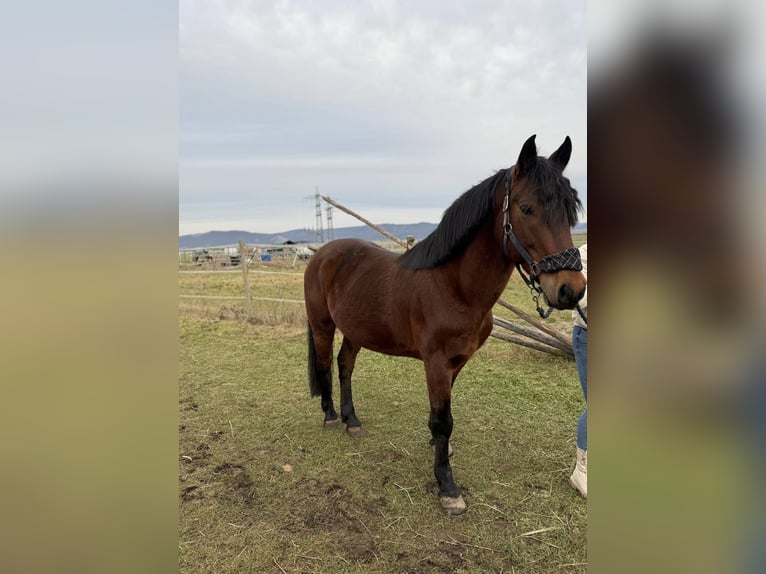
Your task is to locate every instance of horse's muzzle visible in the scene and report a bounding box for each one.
[540,270,586,310]
[557,283,584,309]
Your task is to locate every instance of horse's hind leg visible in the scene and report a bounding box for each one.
[338,336,365,437]
[307,323,339,428]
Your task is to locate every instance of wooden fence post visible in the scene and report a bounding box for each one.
[239,240,253,322]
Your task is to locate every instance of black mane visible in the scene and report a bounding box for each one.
[397,158,582,270]
[398,169,507,269]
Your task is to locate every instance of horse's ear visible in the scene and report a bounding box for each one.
[549,136,572,170]
[517,134,537,175]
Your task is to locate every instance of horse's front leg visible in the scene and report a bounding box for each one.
[425,360,466,516]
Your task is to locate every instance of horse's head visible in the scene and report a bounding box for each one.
[501,135,586,310]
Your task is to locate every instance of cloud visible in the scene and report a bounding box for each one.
[179,0,587,234]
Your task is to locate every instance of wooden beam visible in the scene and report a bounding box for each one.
[320,195,410,249]
[489,332,570,357]
[495,298,572,349]
[492,316,573,354]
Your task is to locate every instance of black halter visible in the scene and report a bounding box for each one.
[501,170,584,320]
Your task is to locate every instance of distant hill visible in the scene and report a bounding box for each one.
[179,221,587,249]
[179,223,438,249]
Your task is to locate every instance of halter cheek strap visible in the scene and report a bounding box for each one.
[502,170,585,320]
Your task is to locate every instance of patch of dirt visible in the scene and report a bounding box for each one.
[341,533,377,564]
[213,462,243,473]
[280,476,380,563]
[522,479,549,490]
[324,482,343,496]
[180,398,198,411]
[417,544,467,573]
[392,544,467,574]
[180,442,213,472]
[375,449,405,464]
[181,485,204,502]
[214,462,258,506]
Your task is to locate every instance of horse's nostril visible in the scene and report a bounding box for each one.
[558,284,574,306]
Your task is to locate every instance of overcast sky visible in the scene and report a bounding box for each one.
[179,0,587,235]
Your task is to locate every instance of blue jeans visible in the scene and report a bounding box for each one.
[573,326,587,450]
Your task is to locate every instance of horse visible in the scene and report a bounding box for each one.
[303,135,586,515]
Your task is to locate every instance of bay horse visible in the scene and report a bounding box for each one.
[303,135,586,515]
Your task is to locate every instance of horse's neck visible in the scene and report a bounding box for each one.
[450,222,515,311]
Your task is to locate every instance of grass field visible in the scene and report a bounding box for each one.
[179,234,587,573]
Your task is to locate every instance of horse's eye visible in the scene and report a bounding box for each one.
[520,204,534,216]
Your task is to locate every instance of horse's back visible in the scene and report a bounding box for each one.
[305,238,399,305]
[304,239,417,356]
[305,238,395,286]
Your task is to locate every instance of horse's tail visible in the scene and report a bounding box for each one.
[307,323,327,397]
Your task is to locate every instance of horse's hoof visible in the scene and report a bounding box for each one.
[346,425,367,437]
[439,494,466,516]
[324,419,341,429]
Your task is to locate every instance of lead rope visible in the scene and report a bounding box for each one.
[576,303,587,325]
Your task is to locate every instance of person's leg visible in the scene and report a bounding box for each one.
[573,325,587,450]
[570,325,588,497]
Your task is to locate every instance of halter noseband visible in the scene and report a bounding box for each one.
[501,170,585,320]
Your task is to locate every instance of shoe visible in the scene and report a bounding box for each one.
[569,447,587,498]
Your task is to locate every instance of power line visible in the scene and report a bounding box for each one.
[326,205,334,241]
[314,186,324,243]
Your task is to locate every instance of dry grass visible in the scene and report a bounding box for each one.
[179,268,307,326]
